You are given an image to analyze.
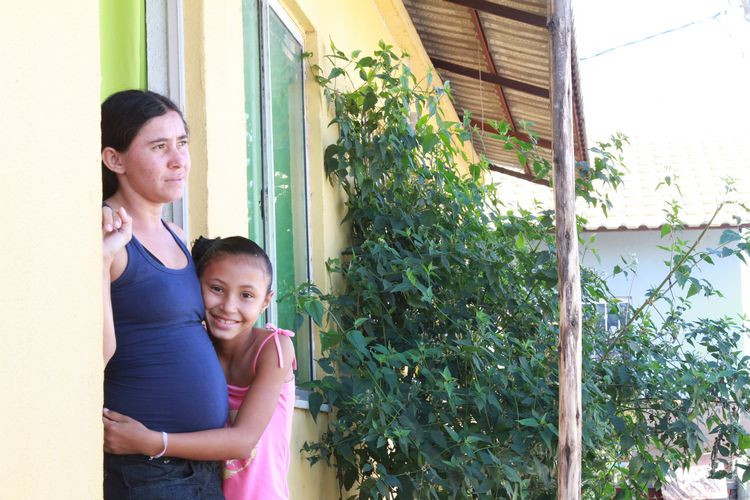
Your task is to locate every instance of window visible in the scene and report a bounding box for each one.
[145,0,187,229]
[243,0,313,383]
[595,298,632,333]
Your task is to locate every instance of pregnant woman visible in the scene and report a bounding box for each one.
[101,90,227,499]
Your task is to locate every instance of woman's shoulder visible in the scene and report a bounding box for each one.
[164,221,186,242]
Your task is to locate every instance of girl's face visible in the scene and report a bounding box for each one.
[200,254,273,341]
[105,110,190,203]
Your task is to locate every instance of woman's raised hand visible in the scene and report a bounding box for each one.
[102,206,132,263]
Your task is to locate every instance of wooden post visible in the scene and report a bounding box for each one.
[548,0,582,498]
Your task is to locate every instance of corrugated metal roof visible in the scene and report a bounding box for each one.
[403,0,587,180]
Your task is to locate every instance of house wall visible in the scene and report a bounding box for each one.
[182,0,462,498]
[581,228,749,351]
[0,2,103,499]
[183,0,250,240]
[0,1,463,497]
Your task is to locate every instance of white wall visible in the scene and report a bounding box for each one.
[582,228,749,351]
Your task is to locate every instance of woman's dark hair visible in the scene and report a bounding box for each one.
[101,90,187,200]
[192,236,274,293]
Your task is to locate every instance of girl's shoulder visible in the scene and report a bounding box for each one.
[251,326,296,375]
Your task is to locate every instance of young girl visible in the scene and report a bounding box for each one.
[103,236,297,500]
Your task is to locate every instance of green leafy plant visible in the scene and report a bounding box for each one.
[297,42,750,499]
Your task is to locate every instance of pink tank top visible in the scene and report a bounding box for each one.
[222,324,297,500]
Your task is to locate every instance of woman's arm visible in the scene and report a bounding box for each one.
[102,206,131,365]
[103,334,295,460]
[102,268,116,364]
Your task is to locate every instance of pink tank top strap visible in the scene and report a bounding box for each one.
[251,323,298,375]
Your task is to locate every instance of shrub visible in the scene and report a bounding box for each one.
[297,42,750,499]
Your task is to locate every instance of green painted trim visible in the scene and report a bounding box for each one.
[100,0,147,100]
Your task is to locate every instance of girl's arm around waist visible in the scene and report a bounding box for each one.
[103,334,295,460]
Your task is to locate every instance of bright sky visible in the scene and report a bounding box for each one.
[490,1,750,224]
[572,0,750,144]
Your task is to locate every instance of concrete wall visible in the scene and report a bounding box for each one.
[0,3,103,498]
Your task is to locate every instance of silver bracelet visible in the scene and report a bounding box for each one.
[149,431,168,460]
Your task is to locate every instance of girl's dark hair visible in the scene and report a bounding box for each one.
[101,90,187,200]
[192,236,274,293]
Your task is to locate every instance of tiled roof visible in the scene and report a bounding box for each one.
[491,130,750,230]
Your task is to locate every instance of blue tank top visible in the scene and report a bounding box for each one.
[104,223,228,433]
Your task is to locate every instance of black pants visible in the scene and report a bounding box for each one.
[104,453,224,500]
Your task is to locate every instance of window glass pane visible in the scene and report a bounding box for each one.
[268,9,311,382]
[243,0,264,245]
[595,302,606,332]
[145,0,186,225]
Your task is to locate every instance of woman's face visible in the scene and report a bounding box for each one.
[115,110,190,203]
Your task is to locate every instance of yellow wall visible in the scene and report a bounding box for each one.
[0,3,102,499]
[183,1,468,497]
[0,1,467,498]
[180,0,471,497]
[184,0,250,239]
[286,0,471,298]
[288,408,341,499]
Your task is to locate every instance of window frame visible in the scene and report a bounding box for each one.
[252,0,316,390]
[594,297,633,333]
[146,0,189,233]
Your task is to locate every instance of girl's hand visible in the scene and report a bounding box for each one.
[102,206,132,263]
[103,408,164,456]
